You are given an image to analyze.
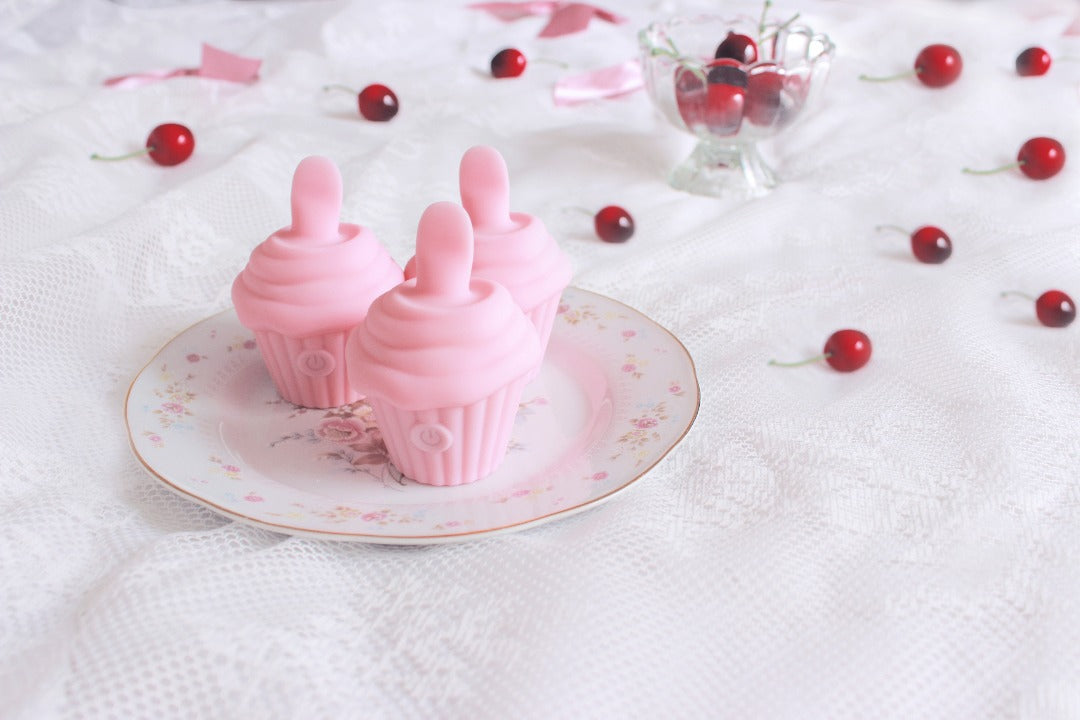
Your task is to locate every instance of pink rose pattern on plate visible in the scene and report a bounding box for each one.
[269,401,406,487]
[209,455,242,480]
[621,353,647,379]
[611,401,672,467]
[129,288,697,537]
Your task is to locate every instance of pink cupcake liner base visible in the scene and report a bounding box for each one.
[369,376,530,486]
[255,330,361,409]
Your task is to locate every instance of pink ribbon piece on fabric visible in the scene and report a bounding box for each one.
[468,1,626,38]
[1065,13,1080,35]
[553,59,643,106]
[103,44,262,88]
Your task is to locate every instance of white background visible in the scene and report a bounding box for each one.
[2,0,1080,717]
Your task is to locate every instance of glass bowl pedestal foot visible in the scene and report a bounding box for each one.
[669,139,778,197]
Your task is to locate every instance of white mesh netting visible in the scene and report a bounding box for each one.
[3,0,1080,717]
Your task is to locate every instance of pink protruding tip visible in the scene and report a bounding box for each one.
[459,145,514,232]
[289,156,342,244]
[414,202,474,301]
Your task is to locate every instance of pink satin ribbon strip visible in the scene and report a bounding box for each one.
[553,59,643,106]
[467,1,557,21]
[1065,14,1080,35]
[468,1,626,38]
[103,44,262,88]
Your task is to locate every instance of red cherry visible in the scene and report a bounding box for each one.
[1036,290,1076,327]
[914,44,962,87]
[705,60,747,135]
[715,32,758,64]
[746,65,784,126]
[909,226,952,264]
[594,205,634,243]
[674,66,707,128]
[491,48,527,78]
[91,122,195,166]
[1016,47,1051,77]
[324,83,399,121]
[769,329,872,372]
[358,84,399,121]
[707,60,748,87]
[860,44,962,88]
[146,123,195,166]
[1002,290,1076,327]
[823,329,872,372]
[877,224,952,264]
[963,137,1065,180]
[1018,137,1065,179]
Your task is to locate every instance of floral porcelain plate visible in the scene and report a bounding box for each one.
[125,287,699,544]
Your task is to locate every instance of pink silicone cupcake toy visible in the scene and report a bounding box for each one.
[232,156,403,409]
[346,201,542,487]
[406,145,572,363]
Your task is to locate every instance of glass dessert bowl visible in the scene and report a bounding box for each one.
[639,14,834,197]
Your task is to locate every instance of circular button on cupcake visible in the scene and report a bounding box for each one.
[410,423,454,453]
[295,349,336,377]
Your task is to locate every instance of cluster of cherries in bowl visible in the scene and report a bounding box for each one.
[671,28,810,138]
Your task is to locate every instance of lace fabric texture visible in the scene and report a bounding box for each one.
[3,0,1080,717]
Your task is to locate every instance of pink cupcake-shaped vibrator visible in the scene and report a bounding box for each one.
[406,146,572,361]
[232,156,403,409]
[346,201,542,487]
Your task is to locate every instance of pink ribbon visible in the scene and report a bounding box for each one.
[104,44,262,88]
[553,59,642,106]
[468,1,626,38]
[1065,13,1080,35]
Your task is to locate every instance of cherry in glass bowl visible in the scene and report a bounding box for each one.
[639,15,834,197]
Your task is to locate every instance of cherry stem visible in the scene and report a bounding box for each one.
[651,35,691,65]
[858,69,917,82]
[323,84,358,95]
[565,206,595,217]
[90,147,152,162]
[758,0,773,42]
[650,38,678,60]
[962,161,1023,176]
[1001,290,1036,302]
[760,12,800,43]
[649,36,710,83]
[875,224,910,237]
[768,352,831,368]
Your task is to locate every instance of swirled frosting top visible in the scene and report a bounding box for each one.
[232,156,403,337]
[346,201,541,410]
[405,146,571,310]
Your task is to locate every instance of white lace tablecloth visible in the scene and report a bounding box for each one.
[4,0,1080,717]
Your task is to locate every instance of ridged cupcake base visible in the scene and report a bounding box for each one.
[255,330,361,409]
[369,376,530,486]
